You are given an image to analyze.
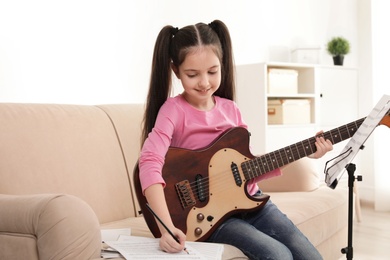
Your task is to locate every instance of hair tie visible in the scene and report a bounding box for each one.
[171,27,179,36]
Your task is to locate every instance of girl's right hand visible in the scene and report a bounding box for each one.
[159,227,186,253]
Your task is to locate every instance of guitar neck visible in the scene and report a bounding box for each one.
[241,117,366,180]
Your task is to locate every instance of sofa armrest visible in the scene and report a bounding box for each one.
[258,158,320,192]
[0,194,101,260]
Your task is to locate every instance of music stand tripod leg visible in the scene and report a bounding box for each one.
[341,163,362,260]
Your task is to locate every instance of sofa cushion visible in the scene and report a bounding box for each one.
[97,104,144,217]
[258,158,320,192]
[0,104,136,223]
[268,182,348,248]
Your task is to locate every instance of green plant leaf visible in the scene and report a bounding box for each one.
[327,37,350,56]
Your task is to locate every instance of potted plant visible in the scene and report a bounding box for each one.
[326,37,350,66]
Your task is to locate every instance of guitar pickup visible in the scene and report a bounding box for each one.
[175,180,196,209]
[196,174,207,202]
[231,162,243,187]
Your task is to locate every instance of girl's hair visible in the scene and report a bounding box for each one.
[141,20,235,145]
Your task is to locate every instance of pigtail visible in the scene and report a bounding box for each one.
[141,26,175,145]
[209,20,235,101]
[142,20,235,145]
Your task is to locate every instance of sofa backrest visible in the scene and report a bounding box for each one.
[0,103,144,224]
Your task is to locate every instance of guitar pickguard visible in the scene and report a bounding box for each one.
[185,148,269,241]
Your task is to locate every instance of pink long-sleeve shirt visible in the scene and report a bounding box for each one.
[139,94,281,196]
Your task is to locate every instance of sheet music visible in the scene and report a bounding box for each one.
[325,94,390,187]
[105,235,224,260]
[101,228,131,242]
[189,242,224,260]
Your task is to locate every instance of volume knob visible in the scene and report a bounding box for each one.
[194,227,203,237]
[197,213,205,221]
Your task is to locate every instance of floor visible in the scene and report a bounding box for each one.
[338,201,390,260]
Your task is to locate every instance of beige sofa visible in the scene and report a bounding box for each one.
[0,103,349,260]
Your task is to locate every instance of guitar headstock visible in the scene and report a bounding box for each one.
[379,109,390,128]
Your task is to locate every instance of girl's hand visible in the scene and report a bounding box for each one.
[159,227,186,253]
[308,131,333,159]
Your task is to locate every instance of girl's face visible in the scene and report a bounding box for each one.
[173,46,221,111]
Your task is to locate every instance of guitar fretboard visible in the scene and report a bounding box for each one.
[241,117,366,180]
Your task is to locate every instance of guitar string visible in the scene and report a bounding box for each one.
[181,123,359,205]
[184,124,357,201]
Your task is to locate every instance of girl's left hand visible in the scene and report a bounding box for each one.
[308,131,333,159]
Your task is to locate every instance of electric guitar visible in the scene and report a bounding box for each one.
[133,112,390,242]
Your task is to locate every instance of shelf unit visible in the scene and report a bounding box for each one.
[235,62,358,172]
[266,63,317,126]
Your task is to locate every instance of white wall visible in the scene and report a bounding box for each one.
[359,0,390,211]
[371,1,390,211]
[0,0,359,105]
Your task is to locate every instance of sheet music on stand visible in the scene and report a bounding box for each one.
[325,94,390,188]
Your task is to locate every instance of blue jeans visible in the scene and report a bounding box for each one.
[207,198,322,260]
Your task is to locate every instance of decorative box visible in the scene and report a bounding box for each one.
[267,68,298,94]
[268,99,311,125]
[291,46,322,64]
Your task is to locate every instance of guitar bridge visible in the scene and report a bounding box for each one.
[175,180,196,209]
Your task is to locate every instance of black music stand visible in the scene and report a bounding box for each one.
[324,94,390,260]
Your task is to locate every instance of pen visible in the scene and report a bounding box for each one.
[145,203,189,254]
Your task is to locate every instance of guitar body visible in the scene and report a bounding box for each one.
[133,127,270,242]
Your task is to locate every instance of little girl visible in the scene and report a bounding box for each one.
[138,20,332,259]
